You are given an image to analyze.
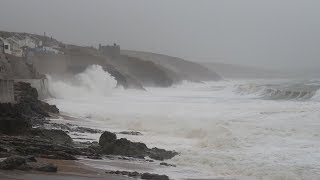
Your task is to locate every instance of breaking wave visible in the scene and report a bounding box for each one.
[235,82,320,101]
[47,65,117,99]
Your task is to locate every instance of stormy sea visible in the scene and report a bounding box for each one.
[46,65,320,179]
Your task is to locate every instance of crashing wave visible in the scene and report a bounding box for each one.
[47,65,117,99]
[235,82,320,101]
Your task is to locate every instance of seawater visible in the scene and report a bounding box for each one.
[47,65,320,180]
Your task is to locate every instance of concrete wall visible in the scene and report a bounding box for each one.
[0,79,14,103]
[15,78,49,99]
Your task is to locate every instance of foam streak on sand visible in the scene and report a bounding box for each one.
[47,71,320,179]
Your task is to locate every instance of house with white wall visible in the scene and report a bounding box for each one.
[6,37,23,57]
[13,35,37,48]
[0,37,12,55]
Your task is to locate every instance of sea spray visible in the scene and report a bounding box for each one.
[312,89,320,101]
[47,65,117,99]
[46,79,320,179]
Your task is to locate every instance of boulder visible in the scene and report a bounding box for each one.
[99,131,178,160]
[106,171,168,179]
[118,131,143,136]
[30,129,72,145]
[33,163,57,172]
[160,162,176,167]
[25,155,37,162]
[141,173,169,180]
[99,131,117,147]
[110,138,148,158]
[0,103,31,135]
[148,147,178,161]
[0,156,26,170]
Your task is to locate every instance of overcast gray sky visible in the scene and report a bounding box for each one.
[0,0,319,69]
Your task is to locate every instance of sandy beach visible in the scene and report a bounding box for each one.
[0,158,127,180]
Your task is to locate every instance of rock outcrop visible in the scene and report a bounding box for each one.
[99,131,178,160]
[0,103,31,135]
[107,55,173,87]
[106,170,169,180]
[0,156,58,172]
[0,82,58,135]
[30,129,73,145]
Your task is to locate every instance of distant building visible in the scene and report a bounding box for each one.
[0,37,12,55]
[6,37,23,57]
[18,36,37,48]
[28,35,43,48]
[99,43,120,58]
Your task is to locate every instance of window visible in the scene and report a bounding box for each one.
[4,45,9,50]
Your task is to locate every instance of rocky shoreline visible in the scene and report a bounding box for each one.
[0,82,178,179]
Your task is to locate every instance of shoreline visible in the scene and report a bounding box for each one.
[0,158,127,180]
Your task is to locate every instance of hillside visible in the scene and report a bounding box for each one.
[121,50,221,82]
[1,30,221,89]
[202,62,284,79]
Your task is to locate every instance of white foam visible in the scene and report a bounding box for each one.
[312,89,320,101]
[47,65,117,99]
[46,78,320,179]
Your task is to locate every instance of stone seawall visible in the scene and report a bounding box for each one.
[0,79,15,103]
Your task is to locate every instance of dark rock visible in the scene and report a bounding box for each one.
[160,162,176,167]
[0,103,31,135]
[39,101,59,114]
[0,146,7,152]
[16,163,32,171]
[25,155,37,162]
[14,82,58,118]
[0,82,60,135]
[0,152,10,158]
[118,131,143,136]
[99,131,117,147]
[149,147,178,161]
[0,156,26,170]
[118,156,130,160]
[106,170,141,178]
[103,65,145,90]
[109,55,174,87]
[30,129,72,145]
[48,123,72,131]
[0,135,82,160]
[33,163,57,172]
[141,173,169,180]
[72,126,103,134]
[86,155,102,160]
[99,131,178,160]
[103,138,148,158]
[39,151,77,160]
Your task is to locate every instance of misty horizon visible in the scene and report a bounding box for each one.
[1,0,320,70]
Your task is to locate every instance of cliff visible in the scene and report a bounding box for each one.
[1,30,221,89]
[121,50,222,82]
[106,55,173,87]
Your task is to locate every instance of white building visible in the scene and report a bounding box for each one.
[42,46,63,54]
[11,35,37,49]
[19,36,37,48]
[6,37,23,57]
[0,37,12,55]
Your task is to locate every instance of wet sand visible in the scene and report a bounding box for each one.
[0,158,127,180]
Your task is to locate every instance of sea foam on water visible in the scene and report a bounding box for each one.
[47,70,320,179]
